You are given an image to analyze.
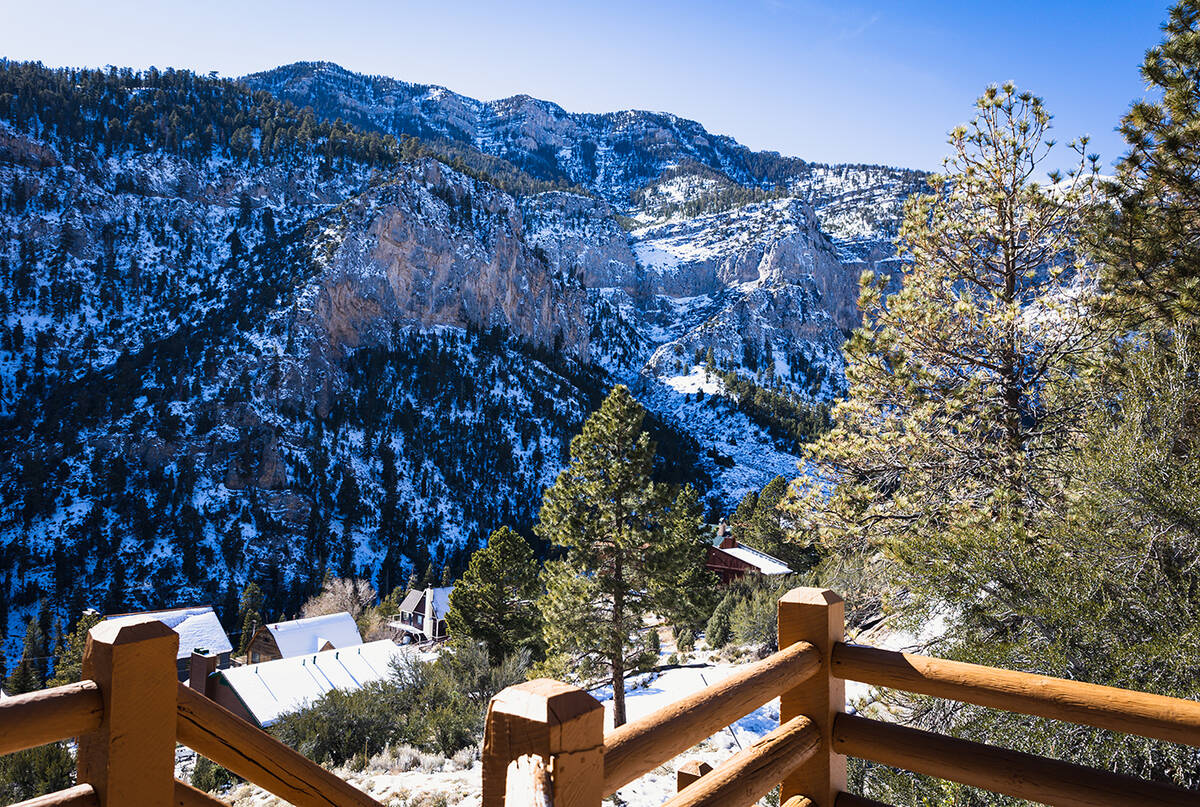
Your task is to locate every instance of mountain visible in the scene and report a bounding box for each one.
[0,60,923,658]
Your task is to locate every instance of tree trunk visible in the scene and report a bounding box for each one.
[612,548,627,728]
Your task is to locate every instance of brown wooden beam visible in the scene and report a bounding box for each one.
[176,683,382,807]
[174,779,232,807]
[9,785,99,807]
[660,714,819,807]
[603,639,819,796]
[833,642,1200,748]
[0,680,103,755]
[834,713,1200,807]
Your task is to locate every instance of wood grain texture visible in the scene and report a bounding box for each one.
[176,683,382,807]
[778,588,847,807]
[781,797,815,807]
[834,793,893,807]
[0,680,103,755]
[834,713,1200,807]
[174,778,232,807]
[603,639,818,795]
[833,642,1200,747]
[484,679,605,807]
[660,714,819,807]
[8,784,98,807]
[76,617,179,807]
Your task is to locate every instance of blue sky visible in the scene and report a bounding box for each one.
[1,0,1172,170]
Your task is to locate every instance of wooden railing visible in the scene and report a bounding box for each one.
[0,616,383,807]
[482,587,1200,807]
[5,592,1200,807]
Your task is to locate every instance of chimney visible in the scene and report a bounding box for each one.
[719,518,737,550]
[189,650,219,698]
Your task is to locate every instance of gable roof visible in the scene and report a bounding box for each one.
[105,606,233,660]
[398,586,454,619]
[215,640,415,727]
[264,612,362,658]
[717,544,792,575]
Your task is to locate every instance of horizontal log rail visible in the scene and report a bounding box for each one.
[9,786,98,807]
[0,681,104,756]
[175,682,382,807]
[174,779,230,807]
[834,712,1200,807]
[661,714,819,807]
[833,642,1200,747]
[603,639,819,795]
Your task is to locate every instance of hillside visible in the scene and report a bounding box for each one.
[0,60,924,656]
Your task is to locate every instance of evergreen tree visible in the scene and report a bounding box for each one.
[790,84,1105,568]
[6,618,47,694]
[48,610,102,686]
[237,582,264,655]
[446,526,542,664]
[1096,0,1200,327]
[536,386,702,727]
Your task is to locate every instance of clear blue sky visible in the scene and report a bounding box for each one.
[1,0,1172,170]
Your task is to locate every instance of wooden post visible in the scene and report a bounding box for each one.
[482,678,604,807]
[676,760,712,791]
[778,588,846,807]
[77,617,179,806]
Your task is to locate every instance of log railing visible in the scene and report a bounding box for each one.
[0,616,384,807]
[483,587,1200,807]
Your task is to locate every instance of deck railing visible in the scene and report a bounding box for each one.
[4,590,1200,807]
[0,616,382,807]
[482,587,1200,807]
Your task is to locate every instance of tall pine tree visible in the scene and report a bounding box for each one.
[536,386,707,727]
[446,526,542,664]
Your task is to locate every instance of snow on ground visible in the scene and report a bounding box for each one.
[661,365,725,397]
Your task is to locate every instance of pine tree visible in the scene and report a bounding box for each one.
[48,611,101,686]
[790,84,1105,571]
[446,526,542,664]
[237,582,264,655]
[1096,0,1200,327]
[6,619,47,695]
[536,386,702,727]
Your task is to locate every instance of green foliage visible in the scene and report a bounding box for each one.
[272,643,530,763]
[237,582,264,655]
[1095,0,1200,326]
[190,756,239,793]
[48,611,101,686]
[446,527,542,664]
[0,743,73,803]
[674,626,695,653]
[733,476,820,573]
[6,618,47,694]
[704,593,735,649]
[536,386,715,726]
[717,372,831,451]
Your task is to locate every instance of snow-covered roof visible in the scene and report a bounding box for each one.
[719,545,792,575]
[105,606,233,659]
[264,612,362,658]
[428,586,453,619]
[215,640,410,727]
[398,586,454,619]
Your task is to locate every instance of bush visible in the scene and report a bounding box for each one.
[191,756,239,793]
[272,643,530,765]
[705,594,734,648]
[674,626,695,653]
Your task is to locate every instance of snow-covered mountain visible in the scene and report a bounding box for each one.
[0,60,924,656]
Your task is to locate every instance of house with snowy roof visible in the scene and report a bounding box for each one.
[243,611,363,664]
[704,520,793,584]
[389,586,454,643]
[104,605,233,679]
[204,640,414,727]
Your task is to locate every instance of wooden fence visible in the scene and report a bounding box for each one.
[0,616,384,807]
[481,587,1200,807]
[3,589,1200,807]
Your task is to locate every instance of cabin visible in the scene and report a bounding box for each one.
[705,520,792,584]
[389,586,453,643]
[242,611,362,664]
[104,605,233,679]
[201,640,413,727]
